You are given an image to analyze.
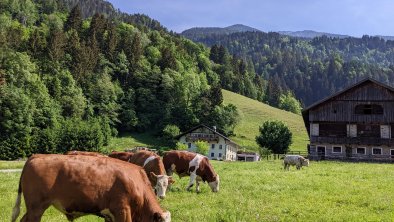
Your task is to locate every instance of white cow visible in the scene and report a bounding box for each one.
[283,155,309,170]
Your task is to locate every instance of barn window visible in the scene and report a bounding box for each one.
[219,153,222,158]
[210,153,214,157]
[332,146,342,153]
[372,148,382,155]
[188,143,191,148]
[219,145,223,149]
[355,104,383,115]
[211,144,215,149]
[356,147,366,155]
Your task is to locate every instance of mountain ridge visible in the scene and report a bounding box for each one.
[182,24,394,41]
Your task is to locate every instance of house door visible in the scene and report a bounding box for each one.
[317,146,326,160]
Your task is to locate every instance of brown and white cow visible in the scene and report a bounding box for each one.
[108,151,134,162]
[127,150,174,199]
[11,154,171,222]
[163,150,220,193]
[283,155,310,170]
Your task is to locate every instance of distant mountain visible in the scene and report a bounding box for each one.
[181,24,260,39]
[183,25,394,41]
[278,30,350,39]
[376,35,394,41]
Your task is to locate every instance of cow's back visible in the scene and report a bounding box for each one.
[163,151,196,175]
[129,150,159,166]
[108,151,134,162]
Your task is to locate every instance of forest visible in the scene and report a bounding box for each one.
[183,29,394,107]
[0,0,254,159]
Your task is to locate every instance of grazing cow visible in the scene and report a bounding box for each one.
[283,155,310,170]
[65,150,105,157]
[108,151,134,162]
[163,150,220,193]
[11,154,171,222]
[127,151,174,199]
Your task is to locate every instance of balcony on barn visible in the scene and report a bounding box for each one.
[185,133,220,143]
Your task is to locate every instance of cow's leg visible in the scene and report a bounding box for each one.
[113,207,131,222]
[283,163,287,170]
[196,177,202,193]
[21,205,48,222]
[166,164,176,191]
[187,172,197,191]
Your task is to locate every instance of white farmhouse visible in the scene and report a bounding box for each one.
[175,124,239,161]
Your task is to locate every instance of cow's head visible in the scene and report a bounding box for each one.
[154,211,171,222]
[302,158,310,167]
[208,174,220,192]
[151,172,174,199]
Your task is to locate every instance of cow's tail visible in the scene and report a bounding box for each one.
[11,176,22,222]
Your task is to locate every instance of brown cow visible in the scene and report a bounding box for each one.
[11,154,171,222]
[163,150,220,193]
[128,151,174,199]
[65,150,105,157]
[108,151,134,162]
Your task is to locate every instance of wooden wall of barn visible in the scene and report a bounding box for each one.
[309,82,394,123]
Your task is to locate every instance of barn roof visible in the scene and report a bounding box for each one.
[301,78,394,135]
[175,124,240,148]
[302,78,394,113]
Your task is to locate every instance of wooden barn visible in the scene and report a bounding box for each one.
[302,78,394,161]
[175,124,239,161]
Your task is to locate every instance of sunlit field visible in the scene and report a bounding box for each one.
[223,90,309,152]
[2,160,394,221]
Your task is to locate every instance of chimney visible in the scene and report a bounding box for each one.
[213,126,216,132]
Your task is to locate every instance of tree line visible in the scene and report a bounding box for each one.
[184,31,394,108]
[0,0,241,159]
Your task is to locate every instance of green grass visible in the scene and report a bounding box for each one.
[222,89,309,152]
[2,161,394,221]
[0,161,25,170]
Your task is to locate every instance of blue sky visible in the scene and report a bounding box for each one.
[107,0,394,37]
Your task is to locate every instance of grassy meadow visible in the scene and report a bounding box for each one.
[222,89,309,152]
[102,90,310,154]
[2,160,394,222]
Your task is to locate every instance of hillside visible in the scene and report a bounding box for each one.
[222,90,308,152]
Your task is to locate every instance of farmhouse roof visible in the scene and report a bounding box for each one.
[301,77,394,132]
[175,124,240,147]
[302,78,394,113]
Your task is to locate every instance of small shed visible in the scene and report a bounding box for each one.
[237,151,260,162]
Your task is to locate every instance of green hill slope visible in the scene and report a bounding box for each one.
[223,89,309,152]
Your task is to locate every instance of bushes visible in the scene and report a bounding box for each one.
[56,118,105,153]
[256,120,292,154]
[0,117,110,160]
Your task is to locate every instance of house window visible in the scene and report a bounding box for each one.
[332,146,342,153]
[219,145,223,149]
[210,153,214,157]
[355,104,383,115]
[211,144,215,149]
[372,148,382,155]
[219,153,222,158]
[188,143,191,148]
[356,147,366,155]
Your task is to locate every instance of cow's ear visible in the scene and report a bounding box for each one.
[150,172,158,178]
[168,176,175,184]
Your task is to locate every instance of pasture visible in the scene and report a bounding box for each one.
[2,160,394,221]
[222,90,309,152]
